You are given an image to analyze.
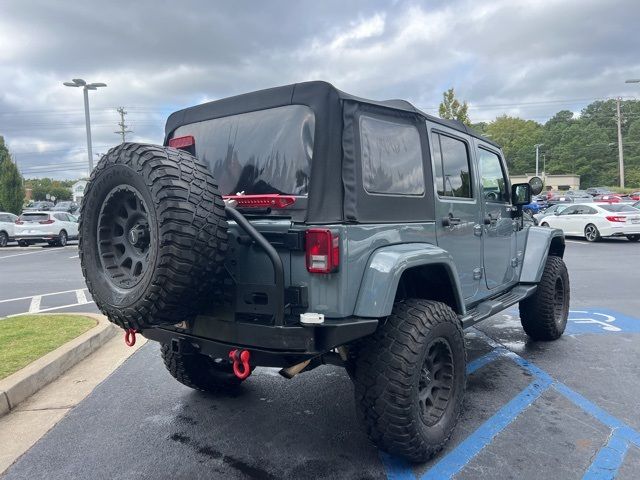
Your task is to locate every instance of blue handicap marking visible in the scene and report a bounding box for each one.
[566,308,640,334]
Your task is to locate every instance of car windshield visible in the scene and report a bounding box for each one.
[601,204,637,212]
[53,203,71,210]
[19,213,49,222]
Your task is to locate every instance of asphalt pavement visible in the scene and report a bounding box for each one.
[0,242,99,318]
[2,236,640,479]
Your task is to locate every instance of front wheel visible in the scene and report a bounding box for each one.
[584,224,600,242]
[0,232,8,247]
[353,299,466,462]
[18,240,29,247]
[519,256,570,340]
[161,345,249,391]
[626,234,640,242]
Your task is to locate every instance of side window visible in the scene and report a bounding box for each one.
[0,214,8,222]
[432,133,472,198]
[54,213,65,221]
[359,115,424,195]
[560,206,578,215]
[478,148,508,202]
[584,207,597,215]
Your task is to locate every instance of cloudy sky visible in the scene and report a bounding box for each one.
[1,0,639,179]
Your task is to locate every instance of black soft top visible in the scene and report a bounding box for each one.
[165,81,496,147]
[165,81,497,224]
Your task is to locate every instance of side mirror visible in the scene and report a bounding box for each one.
[528,176,544,195]
[512,183,531,206]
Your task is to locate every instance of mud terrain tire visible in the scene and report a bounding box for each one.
[79,143,227,330]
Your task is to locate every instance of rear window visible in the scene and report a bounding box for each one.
[19,213,49,222]
[172,105,315,196]
[601,204,637,212]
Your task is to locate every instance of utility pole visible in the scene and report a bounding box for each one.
[115,107,133,143]
[616,97,625,189]
[534,144,544,177]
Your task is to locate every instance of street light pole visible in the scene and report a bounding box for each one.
[63,78,107,173]
[83,87,93,170]
[534,144,544,177]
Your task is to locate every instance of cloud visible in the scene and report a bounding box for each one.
[0,0,638,178]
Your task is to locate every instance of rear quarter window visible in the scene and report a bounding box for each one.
[359,115,424,196]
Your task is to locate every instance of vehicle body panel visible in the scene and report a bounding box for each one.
[0,212,18,240]
[14,211,79,242]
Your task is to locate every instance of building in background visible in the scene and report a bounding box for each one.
[71,180,88,203]
[510,174,580,192]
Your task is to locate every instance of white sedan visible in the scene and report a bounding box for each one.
[14,211,79,247]
[540,203,640,242]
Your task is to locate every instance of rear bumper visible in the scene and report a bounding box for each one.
[600,226,640,237]
[14,234,60,241]
[141,316,378,367]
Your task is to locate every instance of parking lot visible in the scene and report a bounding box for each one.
[1,237,639,479]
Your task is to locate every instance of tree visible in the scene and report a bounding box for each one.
[483,116,543,174]
[0,136,25,214]
[438,88,471,126]
[24,178,73,202]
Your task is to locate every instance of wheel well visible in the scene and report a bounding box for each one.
[394,265,462,314]
[60,229,67,235]
[549,236,565,258]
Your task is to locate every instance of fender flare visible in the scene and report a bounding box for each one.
[353,243,465,318]
[519,226,565,283]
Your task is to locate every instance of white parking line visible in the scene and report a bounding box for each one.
[75,289,88,305]
[69,255,79,259]
[0,288,88,304]
[28,295,42,313]
[565,240,587,245]
[6,300,95,317]
[0,250,52,260]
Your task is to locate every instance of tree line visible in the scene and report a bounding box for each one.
[439,89,640,189]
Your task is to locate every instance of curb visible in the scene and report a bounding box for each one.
[0,313,118,417]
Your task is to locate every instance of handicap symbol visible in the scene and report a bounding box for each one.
[566,308,640,334]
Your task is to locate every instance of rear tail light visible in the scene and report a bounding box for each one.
[605,215,626,223]
[305,229,339,273]
[15,220,23,225]
[168,135,195,149]
[39,219,54,224]
[224,194,296,209]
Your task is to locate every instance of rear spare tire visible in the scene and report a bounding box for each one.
[79,143,228,330]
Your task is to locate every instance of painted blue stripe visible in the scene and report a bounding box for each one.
[583,433,629,480]
[379,451,417,480]
[553,383,627,431]
[420,378,551,480]
[466,349,505,375]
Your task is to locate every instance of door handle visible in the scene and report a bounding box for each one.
[442,216,461,227]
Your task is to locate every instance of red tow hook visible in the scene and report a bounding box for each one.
[229,349,251,380]
[124,328,138,347]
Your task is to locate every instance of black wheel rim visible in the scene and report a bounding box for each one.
[97,185,152,289]
[418,338,455,427]
[553,277,565,322]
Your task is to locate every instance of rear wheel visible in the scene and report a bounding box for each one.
[161,344,246,391]
[18,240,29,247]
[519,255,570,340]
[626,234,640,242]
[57,230,68,247]
[0,232,7,247]
[541,222,549,227]
[584,224,600,242]
[79,143,228,330]
[353,299,466,462]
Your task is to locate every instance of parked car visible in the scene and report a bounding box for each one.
[547,194,574,205]
[534,203,570,223]
[594,194,624,203]
[23,200,54,211]
[0,212,19,247]
[540,203,640,242]
[14,211,79,247]
[633,200,640,210]
[564,190,593,202]
[586,187,614,197]
[627,192,640,201]
[522,200,540,215]
[532,195,548,209]
[52,201,80,215]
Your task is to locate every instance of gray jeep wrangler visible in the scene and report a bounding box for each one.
[79,81,569,462]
